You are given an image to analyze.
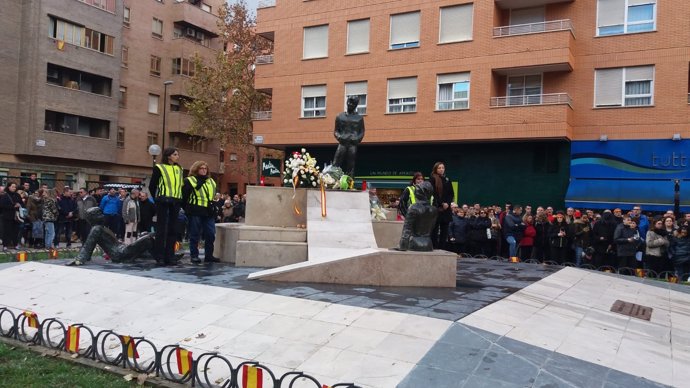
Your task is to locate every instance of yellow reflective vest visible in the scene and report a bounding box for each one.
[155,164,183,199]
[407,186,433,206]
[186,176,216,208]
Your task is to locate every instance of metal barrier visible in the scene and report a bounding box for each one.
[0,306,361,388]
[493,19,574,37]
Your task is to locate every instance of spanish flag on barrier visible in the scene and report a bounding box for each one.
[65,325,80,353]
[175,348,193,375]
[121,335,140,359]
[242,365,263,388]
[23,311,38,328]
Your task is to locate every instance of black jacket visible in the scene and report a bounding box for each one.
[429,174,454,223]
[468,216,491,243]
[613,224,641,257]
[449,215,468,243]
[0,192,22,221]
[549,220,569,248]
[669,235,690,265]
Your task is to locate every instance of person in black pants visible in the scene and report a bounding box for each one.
[0,182,23,250]
[429,162,455,251]
[149,148,183,266]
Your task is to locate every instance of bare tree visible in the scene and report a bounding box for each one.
[186,1,271,148]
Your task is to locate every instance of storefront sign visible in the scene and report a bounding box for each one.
[261,158,282,177]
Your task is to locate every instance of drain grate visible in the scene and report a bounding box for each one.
[610,300,653,321]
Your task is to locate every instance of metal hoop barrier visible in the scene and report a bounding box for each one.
[0,306,363,388]
[473,254,489,259]
[458,252,473,258]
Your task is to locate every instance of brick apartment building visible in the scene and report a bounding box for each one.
[0,0,248,192]
[253,0,690,210]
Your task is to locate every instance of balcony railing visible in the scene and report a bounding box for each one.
[255,54,274,64]
[257,0,276,8]
[493,19,574,37]
[490,93,572,107]
[251,111,272,120]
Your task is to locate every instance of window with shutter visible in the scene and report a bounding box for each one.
[387,77,417,113]
[303,25,329,59]
[390,12,420,49]
[439,4,473,43]
[437,73,470,110]
[344,81,367,114]
[302,85,327,117]
[347,19,370,54]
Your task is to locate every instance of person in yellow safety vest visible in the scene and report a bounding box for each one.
[182,160,219,264]
[149,147,183,266]
[398,172,429,219]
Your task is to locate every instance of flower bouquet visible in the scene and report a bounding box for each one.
[320,164,354,190]
[283,148,320,188]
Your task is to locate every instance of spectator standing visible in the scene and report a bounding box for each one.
[429,162,454,250]
[212,193,224,223]
[533,212,550,262]
[150,147,183,266]
[614,217,641,270]
[448,206,468,254]
[519,214,536,261]
[24,173,39,194]
[42,189,59,250]
[76,188,98,242]
[487,208,501,257]
[468,208,491,256]
[56,187,77,248]
[572,213,592,267]
[645,218,670,275]
[182,161,219,264]
[99,188,121,235]
[592,210,617,268]
[221,200,234,222]
[503,205,525,258]
[137,191,156,234]
[549,211,569,264]
[26,189,44,248]
[122,189,140,244]
[632,205,650,238]
[0,182,23,250]
[669,227,690,280]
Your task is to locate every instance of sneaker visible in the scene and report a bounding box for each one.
[191,257,201,264]
[204,256,221,263]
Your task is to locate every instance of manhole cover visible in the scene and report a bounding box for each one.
[610,300,652,321]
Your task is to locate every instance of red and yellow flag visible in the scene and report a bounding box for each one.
[121,335,140,359]
[23,311,38,328]
[175,348,193,375]
[242,365,263,388]
[49,249,59,259]
[322,385,331,388]
[65,325,80,352]
[16,251,27,262]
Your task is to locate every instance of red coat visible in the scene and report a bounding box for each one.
[520,224,537,247]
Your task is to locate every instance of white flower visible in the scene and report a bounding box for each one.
[310,176,315,180]
[283,178,288,183]
[312,181,317,187]
[301,148,306,153]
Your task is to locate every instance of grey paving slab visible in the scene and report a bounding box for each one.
[403,322,673,388]
[40,257,560,322]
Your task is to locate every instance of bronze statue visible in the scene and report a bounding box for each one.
[332,95,365,177]
[397,181,438,251]
[67,207,155,266]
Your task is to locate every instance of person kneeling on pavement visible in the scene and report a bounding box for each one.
[182,160,219,264]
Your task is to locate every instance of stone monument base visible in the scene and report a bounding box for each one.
[248,249,457,288]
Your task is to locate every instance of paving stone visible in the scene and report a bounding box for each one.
[471,345,539,387]
[531,370,580,388]
[397,365,466,388]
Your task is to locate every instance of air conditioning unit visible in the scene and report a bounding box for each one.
[185,28,195,37]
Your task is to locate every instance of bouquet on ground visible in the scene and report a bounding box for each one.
[283,148,320,188]
[319,164,354,190]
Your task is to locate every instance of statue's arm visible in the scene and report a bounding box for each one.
[354,117,365,143]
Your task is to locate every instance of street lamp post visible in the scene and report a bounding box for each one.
[162,80,173,151]
[148,144,161,166]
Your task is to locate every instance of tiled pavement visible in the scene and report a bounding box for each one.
[0,258,688,387]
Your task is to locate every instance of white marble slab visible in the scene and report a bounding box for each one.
[460,267,690,387]
[0,262,450,388]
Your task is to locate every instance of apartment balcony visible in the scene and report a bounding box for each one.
[171,1,220,36]
[257,0,276,9]
[494,0,574,8]
[251,111,272,120]
[255,54,274,65]
[167,110,193,134]
[490,93,572,107]
[494,19,573,37]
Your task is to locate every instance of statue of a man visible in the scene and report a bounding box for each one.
[67,207,155,266]
[332,95,365,177]
[397,181,438,251]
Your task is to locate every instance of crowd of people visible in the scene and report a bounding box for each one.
[396,163,690,278]
[0,166,247,264]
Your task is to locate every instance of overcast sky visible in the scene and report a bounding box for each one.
[228,0,259,16]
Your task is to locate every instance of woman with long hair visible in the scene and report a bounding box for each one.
[0,182,23,250]
[429,162,454,250]
[150,147,183,265]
